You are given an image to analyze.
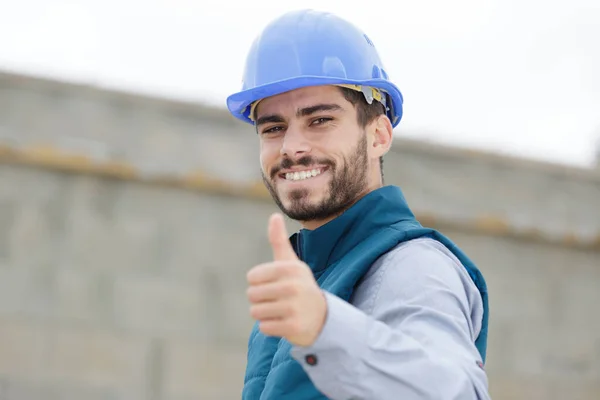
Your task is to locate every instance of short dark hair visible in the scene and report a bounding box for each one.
[338,87,386,182]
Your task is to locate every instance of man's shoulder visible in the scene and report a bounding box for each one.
[355,237,481,305]
[363,237,462,280]
[353,236,484,336]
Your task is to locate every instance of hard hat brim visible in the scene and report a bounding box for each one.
[226,76,404,128]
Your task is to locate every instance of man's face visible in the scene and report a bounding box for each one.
[255,85,381,225]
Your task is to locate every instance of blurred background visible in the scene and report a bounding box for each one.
[0,0,599,399]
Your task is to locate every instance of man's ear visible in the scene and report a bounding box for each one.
[370,114,394,158]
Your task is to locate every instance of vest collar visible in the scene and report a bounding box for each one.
[289,185,417,273]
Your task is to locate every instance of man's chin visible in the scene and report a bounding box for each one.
[279,199,314,214]
[280,188,322,206]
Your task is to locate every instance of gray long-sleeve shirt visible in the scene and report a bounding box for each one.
[290,237,491,400]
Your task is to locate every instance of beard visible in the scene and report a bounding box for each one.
[261,133,370,222]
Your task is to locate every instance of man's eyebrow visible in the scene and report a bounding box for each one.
[297,103,343,117]
[255,114,285,127]
[255,103,343,127]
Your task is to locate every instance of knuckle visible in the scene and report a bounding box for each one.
[249,304,262,319]
[285,302,299,317]
[279,262,295,275]
[259,321,276,336]
[279,261,302,276]
[247,262,275,283]
[246,287,258,302]
[246,266,262,283]
[289,262,305,276]
[287,319,301,334]
[259,321,271,335]
[282,281,300,296]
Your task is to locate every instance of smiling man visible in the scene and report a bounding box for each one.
[226,9,491,400]
[257,86,378,230]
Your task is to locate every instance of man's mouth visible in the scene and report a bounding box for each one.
[279,167,326,181]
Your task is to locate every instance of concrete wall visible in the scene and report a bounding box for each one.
[0,70,599,399]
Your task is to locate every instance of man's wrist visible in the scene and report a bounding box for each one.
[293,291,366,353]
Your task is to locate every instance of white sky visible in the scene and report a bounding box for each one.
[0,0,599,167]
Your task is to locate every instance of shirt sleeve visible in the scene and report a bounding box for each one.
[290,239,490,400]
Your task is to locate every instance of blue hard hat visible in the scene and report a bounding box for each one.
[226,9,404,127]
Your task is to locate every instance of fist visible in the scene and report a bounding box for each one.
[246,213,327,347]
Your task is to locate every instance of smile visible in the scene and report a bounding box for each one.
[280,168,326,181]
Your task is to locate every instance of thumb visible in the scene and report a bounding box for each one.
[268,213,298,261]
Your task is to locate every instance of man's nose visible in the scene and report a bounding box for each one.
[280,126,311,158]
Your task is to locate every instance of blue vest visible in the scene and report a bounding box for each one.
[242,185,489,399]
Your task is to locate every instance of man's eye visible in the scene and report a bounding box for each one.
[311,117,332,125]
[262,126,284,134]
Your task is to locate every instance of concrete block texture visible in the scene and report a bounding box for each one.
[0,70,599,399]
[0,319,150,400]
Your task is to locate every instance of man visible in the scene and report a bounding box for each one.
[226,9,490,400]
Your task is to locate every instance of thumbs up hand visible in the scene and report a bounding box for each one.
[246,213,327,347]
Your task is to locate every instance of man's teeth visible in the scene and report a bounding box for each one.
[285,169,322,181]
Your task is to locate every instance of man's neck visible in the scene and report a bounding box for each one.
[298,185,382,231]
